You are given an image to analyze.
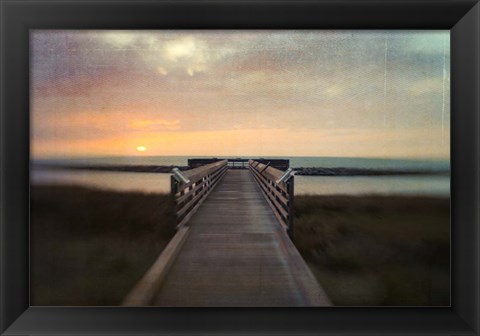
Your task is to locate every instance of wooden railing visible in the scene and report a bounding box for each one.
[188,158,290,170]
[171,160,228,228]
[248,160,295,239]
[227,158,249,169]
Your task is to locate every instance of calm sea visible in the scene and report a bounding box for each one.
[31,156,450,196]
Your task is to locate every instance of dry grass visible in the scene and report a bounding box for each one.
[293,195,450,306]
[30,185,176,306]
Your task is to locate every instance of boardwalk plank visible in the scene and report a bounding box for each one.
[154,169,330,306]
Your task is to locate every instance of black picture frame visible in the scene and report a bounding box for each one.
[1,0,479,335]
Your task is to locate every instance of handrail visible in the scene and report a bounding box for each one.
[171,160,228,228]
[188,158,290,170]
[248,159,295,239]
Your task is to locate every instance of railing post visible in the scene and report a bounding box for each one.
[170,175,178,197]
[172,160,228,229]
[287,176,294,240]
[170,175,178,226]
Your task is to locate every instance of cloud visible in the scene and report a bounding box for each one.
[161,35,226,76]
[156,66,168,75]
[100,31,137,47]
[129,119,181,131]
[159,34,237,76]
[325,85,345,97]
[164,36,199,62]
[32,108,182,143]
[404,31,449,56]
[410,77,445,95]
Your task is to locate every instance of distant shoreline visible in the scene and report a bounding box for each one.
[33,163,190,173]
[33,163,450,177]
[293,167,450,176]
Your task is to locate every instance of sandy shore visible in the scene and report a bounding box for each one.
[31,185,450,306]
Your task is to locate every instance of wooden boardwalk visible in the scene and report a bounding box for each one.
[153,169,330,306]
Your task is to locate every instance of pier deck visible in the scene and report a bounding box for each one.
[154,169,330,306]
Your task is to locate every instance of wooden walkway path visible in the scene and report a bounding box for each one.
[153,169,330,306]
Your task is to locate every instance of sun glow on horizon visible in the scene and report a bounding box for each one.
[136,146,147,152]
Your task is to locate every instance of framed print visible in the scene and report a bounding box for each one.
[1,0,479,335]
[28,29,453,308]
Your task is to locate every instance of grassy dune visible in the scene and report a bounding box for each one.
[293,195,450,306]
[31,185,175,306]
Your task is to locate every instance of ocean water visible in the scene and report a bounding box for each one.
[34,155,450,171]
[31,156,450,196]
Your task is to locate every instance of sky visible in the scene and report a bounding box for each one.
[31,30,450,159]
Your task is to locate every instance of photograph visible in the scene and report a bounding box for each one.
[30,30,450,307]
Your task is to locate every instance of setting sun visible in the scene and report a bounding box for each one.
[136,146,147,152]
